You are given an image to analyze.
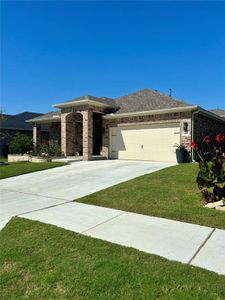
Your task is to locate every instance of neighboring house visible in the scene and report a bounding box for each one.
[209,109,225,120]
[0,112,49,156]
[27,89,225,162]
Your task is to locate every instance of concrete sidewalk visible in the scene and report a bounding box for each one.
[20,202,225,275]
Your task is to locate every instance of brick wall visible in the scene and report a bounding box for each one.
[75,121,83,155]
[49,123,61,145]
[61,112,83,156]
[193,113,225,143]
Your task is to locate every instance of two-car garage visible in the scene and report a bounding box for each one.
[109,123,181,162]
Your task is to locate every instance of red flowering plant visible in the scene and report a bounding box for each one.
[192,134,225,203]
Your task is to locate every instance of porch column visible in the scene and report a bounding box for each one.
[61,113,67,156]
[33,124,41,149]
[82,110,93,161]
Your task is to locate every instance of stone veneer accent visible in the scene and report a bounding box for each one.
[61,113,68,156]
[82,110,93,160]
[102,112,192,158]
[33,124,41,149]
[193,113,225,142]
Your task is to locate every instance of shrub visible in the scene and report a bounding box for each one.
[32,141,61,157]
[49,143,61,157]
[38,143,50,157]
[9,133,33,154]
[192,134,225,203]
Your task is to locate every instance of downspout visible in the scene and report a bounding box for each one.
[191,108,200,162]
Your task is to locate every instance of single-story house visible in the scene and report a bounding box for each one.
[209,109,225,120]
[27,89,225,162]
[0,112,49,156]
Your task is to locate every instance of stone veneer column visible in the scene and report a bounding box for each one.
[61,113,67,156]
[82,110,93,160]
[33,124,41,149]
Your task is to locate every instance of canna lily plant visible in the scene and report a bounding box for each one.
[192,133,225,203]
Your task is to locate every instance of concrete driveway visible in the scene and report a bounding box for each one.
[1,159,224,275]
[0,160,174,222]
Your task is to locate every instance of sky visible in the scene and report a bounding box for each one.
[1,0,225,115]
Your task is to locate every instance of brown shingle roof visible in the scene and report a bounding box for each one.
[27,89,197,122]
[114,89,193,114]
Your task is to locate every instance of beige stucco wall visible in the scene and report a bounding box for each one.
[8,154,30,162]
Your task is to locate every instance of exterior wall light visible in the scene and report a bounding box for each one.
[183,122,188,132]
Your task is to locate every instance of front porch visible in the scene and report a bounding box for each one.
[32,109,106,161]
[28,95,117,160]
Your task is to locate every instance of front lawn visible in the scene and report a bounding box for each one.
[78,163,225,230]
[0,161,67,179]
[0,218,224,299]
[0,157,8,163]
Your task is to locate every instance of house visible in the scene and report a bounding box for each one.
[27,89,225,162]
[0,112,49,156]
[209,109,225,120]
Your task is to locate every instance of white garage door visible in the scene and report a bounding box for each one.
[110,123,180,162]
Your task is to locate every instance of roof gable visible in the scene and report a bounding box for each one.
[114,89,193,114]
[53,95,118,109]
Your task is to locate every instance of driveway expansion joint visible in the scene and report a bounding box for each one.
[81,211,126,234]
[187,227,216,265]
[17,199,76,218]
[1,188,70,202]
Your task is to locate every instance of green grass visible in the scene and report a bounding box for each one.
[0,157,8,163]
[0,161,67,179]
[78,163,225,230]
[0,218,224,300]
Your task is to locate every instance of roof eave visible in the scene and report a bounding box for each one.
[103,106,197,119]
[26,116,61,124]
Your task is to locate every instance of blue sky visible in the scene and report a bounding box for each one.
[1,1,225,114]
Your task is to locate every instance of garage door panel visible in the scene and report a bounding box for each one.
[110,124,180,162]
